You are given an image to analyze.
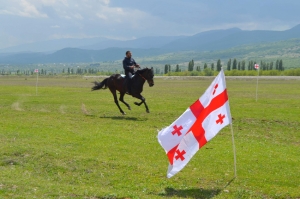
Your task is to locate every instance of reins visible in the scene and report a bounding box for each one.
[138,71,147,81]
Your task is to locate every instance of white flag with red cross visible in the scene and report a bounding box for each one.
[157,68,232,178]
[254,64,259,69]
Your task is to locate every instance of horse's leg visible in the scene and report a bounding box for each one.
[133,94,149,113]
[119,92,131,110]
[110,88,126,115]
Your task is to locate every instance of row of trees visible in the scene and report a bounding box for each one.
[63,68,101,74]
[226,59,284,71]
[0,58,286,76]
[0,67,107,75]
[1,70,37,75]
[164,59,284,74]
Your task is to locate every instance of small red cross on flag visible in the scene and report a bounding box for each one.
[175,149,186,161]
[172,125,183,136]
[34,69,39,73]
[254,64,259,69]
[216,114,226,124]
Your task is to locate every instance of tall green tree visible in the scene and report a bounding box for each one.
[270,61,273,70]
[175,64,180,72]
[241,60,246,70]
[204,63,208,69]
[216,59,222,71]
[188,60,194,71]
[279,60,284,71]
[227,59,231,71]
[249,61,254,70]
[232,58,237,70]
[164,64,169,74]
[275,60,279,70]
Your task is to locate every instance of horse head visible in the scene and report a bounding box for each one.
[137,67,154,87]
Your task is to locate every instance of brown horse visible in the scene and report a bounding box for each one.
[92,67,154,115]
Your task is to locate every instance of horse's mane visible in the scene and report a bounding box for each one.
[136,67,152,74]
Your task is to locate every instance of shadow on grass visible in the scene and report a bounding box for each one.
[158,187,221,199]
[68,194,129,199]
[84,114,147,121]
[224,177,236,188]
[98,115,148,121]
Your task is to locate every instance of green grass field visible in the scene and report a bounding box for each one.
[0,75,299,199]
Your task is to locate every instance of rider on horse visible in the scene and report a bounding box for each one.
[122,50,140,94]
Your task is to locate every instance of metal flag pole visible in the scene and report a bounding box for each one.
[230,122,237,178]
[35,69,38,96]
[224,66,237,178]
[255,65,259,102]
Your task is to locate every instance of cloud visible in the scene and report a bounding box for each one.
[51,25,60,28]
[0,0,111,19]
[1,0,300,49]
[0,0,48,18]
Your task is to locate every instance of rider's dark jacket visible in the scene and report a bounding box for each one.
[123,57,137,76]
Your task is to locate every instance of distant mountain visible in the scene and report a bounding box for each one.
[160,25,300,51]
[0,35,185,53]
[0,37,108,53]
[0,47,163,64]
[1,24,300,64]
[161,28,243,51]
[81,36,187,50]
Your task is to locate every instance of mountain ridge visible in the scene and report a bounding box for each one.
[0,24,300,64]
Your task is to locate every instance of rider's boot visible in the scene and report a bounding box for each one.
[127,78,132,95]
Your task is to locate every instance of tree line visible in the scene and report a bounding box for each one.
[164,59,284,74]
[0,67,108,75]
[0,58,288,76]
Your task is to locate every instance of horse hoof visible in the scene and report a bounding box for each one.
[146,110,150,113]
[128,106,131,110]
[134,102,139,106]
[122,112,126,115]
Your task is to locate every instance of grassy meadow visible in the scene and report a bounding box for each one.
[0,75,299,199]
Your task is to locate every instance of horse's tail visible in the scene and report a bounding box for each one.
[91,78,108,91]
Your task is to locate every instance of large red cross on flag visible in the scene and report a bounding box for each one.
[254,64,259,69]
[157,68,232,178]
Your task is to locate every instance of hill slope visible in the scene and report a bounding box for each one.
[0,24,300,64]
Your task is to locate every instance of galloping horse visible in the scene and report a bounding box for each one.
[92,67,154,115]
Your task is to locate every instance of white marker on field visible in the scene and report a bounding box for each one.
[254,64,259,102]
[34,69,39,96]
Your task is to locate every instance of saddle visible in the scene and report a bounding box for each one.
[120,74,135,78]
[120,74,135,94]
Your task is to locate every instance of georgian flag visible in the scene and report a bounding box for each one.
[254,64,259,69]
[158,69,232,178]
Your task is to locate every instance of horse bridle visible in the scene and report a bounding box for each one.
[136,69,154,87]
[138,72,147,81]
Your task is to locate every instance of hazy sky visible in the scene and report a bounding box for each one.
[1,0,300,49]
